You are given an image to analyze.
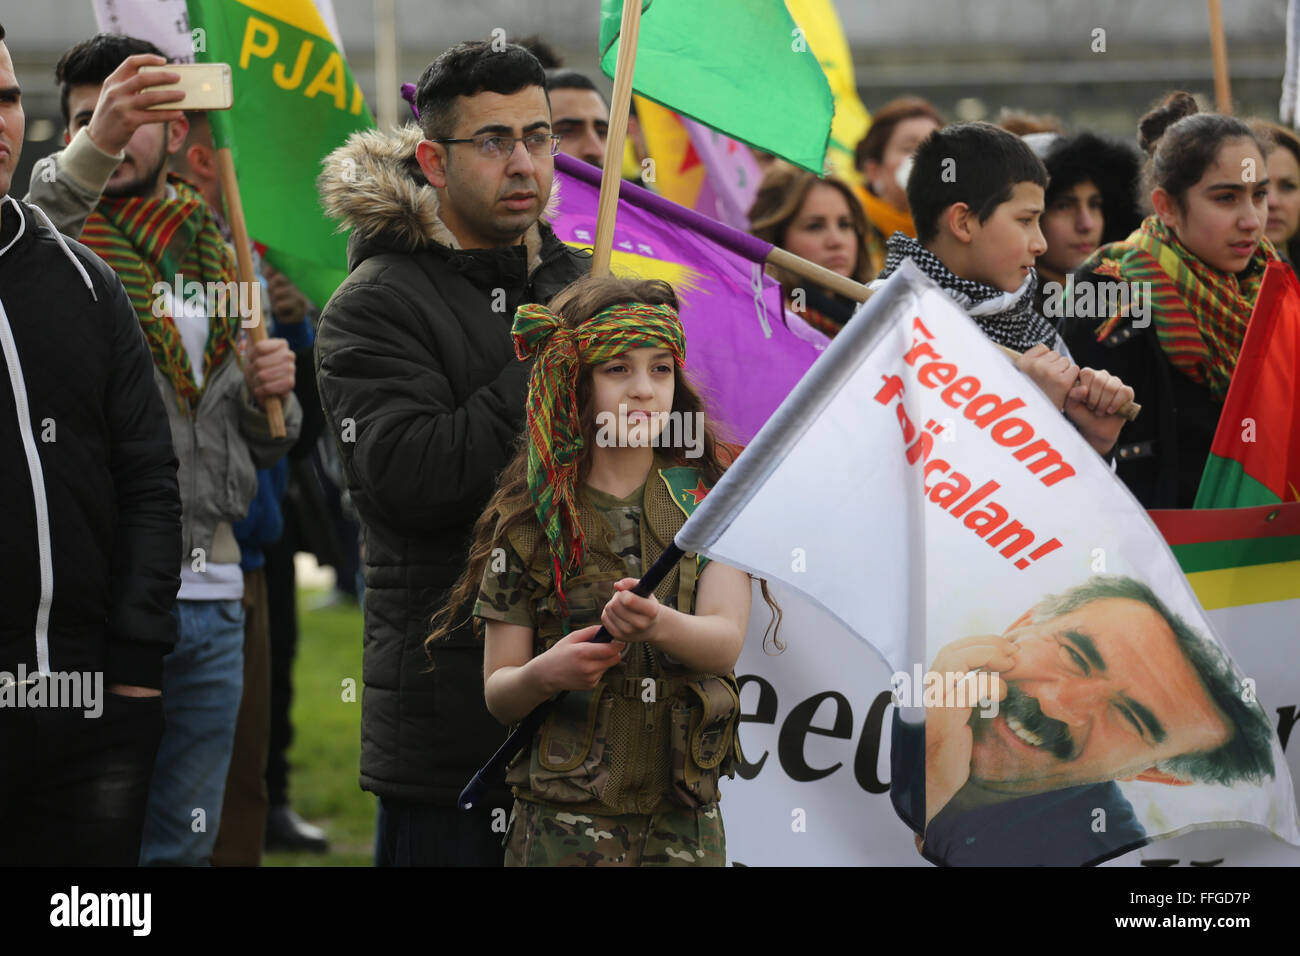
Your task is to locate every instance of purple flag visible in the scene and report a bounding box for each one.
[552,153,825,444]
[681,117,762,232]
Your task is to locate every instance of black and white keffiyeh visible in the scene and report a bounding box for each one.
[877,233,1059,352]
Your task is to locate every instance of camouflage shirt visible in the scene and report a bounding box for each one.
[474,481,655,628]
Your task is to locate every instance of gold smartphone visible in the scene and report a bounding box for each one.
[140,63,233,111]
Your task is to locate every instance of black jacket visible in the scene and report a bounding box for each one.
[315,126,590,804]
[1062,269,1222,509]
[0,196,180,688]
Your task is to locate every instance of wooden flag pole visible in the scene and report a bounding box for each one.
[768,247,1140,421]
[374,0,400,131]
[768,245,874,303]
[217,147,287,438]
[591,0,644,277]
[1208,0,1232,113]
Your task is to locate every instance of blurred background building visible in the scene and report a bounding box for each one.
[5,0,1290,190]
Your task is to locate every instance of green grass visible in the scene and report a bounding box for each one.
[264,590,374,867]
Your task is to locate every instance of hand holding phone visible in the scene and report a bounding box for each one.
[139,62,233,111]
[82,54,186,156]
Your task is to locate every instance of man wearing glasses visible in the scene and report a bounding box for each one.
[315,40,588,867]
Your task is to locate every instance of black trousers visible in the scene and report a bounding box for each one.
[374,798,507,867]
[263,516,298,809]
[0,692,164,866]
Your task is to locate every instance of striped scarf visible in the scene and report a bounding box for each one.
[1083,215,1276,399]
[80,175,241,410]
[512,300,686,609]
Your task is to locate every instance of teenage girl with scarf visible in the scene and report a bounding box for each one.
[428,276,777,867]
[1064,93,1277,508]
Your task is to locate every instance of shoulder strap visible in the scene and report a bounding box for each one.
[655,466,712,600]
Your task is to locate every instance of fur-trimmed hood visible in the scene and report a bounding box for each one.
[318,123,561,272]
[1038,131,1143,245]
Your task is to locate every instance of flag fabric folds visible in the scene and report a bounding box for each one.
[185,0,373,308]
[1195,260,1300,508]
[675,260,1300,865]
[551,152,823,444]
[785,0,872,184]
[634,96,761,232]
[599,0,834,173]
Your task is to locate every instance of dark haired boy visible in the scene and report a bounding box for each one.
[873,122,1134,457]
[314,40,589,866]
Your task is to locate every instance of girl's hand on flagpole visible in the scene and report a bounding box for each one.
[1016,343,1078,412]
[1064,367,1135,456]
[923,635,1016,828]
[602,579,661,643]
[536,625,626,693]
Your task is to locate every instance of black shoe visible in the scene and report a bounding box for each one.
[265,805,330,853]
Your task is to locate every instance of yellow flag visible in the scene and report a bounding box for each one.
[785,0,871,184]
[633,95,708,207]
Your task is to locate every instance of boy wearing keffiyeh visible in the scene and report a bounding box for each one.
[873,122,1134,459]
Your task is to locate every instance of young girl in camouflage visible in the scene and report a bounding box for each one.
[429,275,762,866]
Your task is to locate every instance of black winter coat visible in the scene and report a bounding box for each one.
[0,196,180,688]
[1062,268,1223,509]
[315,127,590,804]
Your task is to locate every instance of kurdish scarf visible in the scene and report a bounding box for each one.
[512,300,686,609]
[80,174,241,410]
[878,233,1059,351]
[1082,215,1275,399]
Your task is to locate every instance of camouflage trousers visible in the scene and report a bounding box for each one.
[503,798,725,867]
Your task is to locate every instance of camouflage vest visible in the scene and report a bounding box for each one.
[503,462,742,815]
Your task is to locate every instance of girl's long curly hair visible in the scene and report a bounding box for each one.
[426,274,783,654]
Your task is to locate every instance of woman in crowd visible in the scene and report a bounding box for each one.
[748,162,872,338]
[853,97,944,275]
[1065,92,1277,508]
[1025,130,1143,318]
[1250,120,1300,268]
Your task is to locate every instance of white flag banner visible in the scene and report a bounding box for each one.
[90,0,344,62]
[695,260,1300,866]
[92,0,198,61]
[1285,0,1300,126]
[720,592,1300,866]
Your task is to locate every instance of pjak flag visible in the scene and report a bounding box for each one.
[551,152,822,444]
[599,0,834,173]
[1195,260,1300,508]
[678,260,1300,866]
[185,0,373,307]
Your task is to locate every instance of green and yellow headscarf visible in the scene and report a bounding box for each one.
[512,300,686,608]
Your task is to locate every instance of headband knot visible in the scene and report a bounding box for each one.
[510,299,686,615]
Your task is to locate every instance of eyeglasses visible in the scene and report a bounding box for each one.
[432,132,561,160]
